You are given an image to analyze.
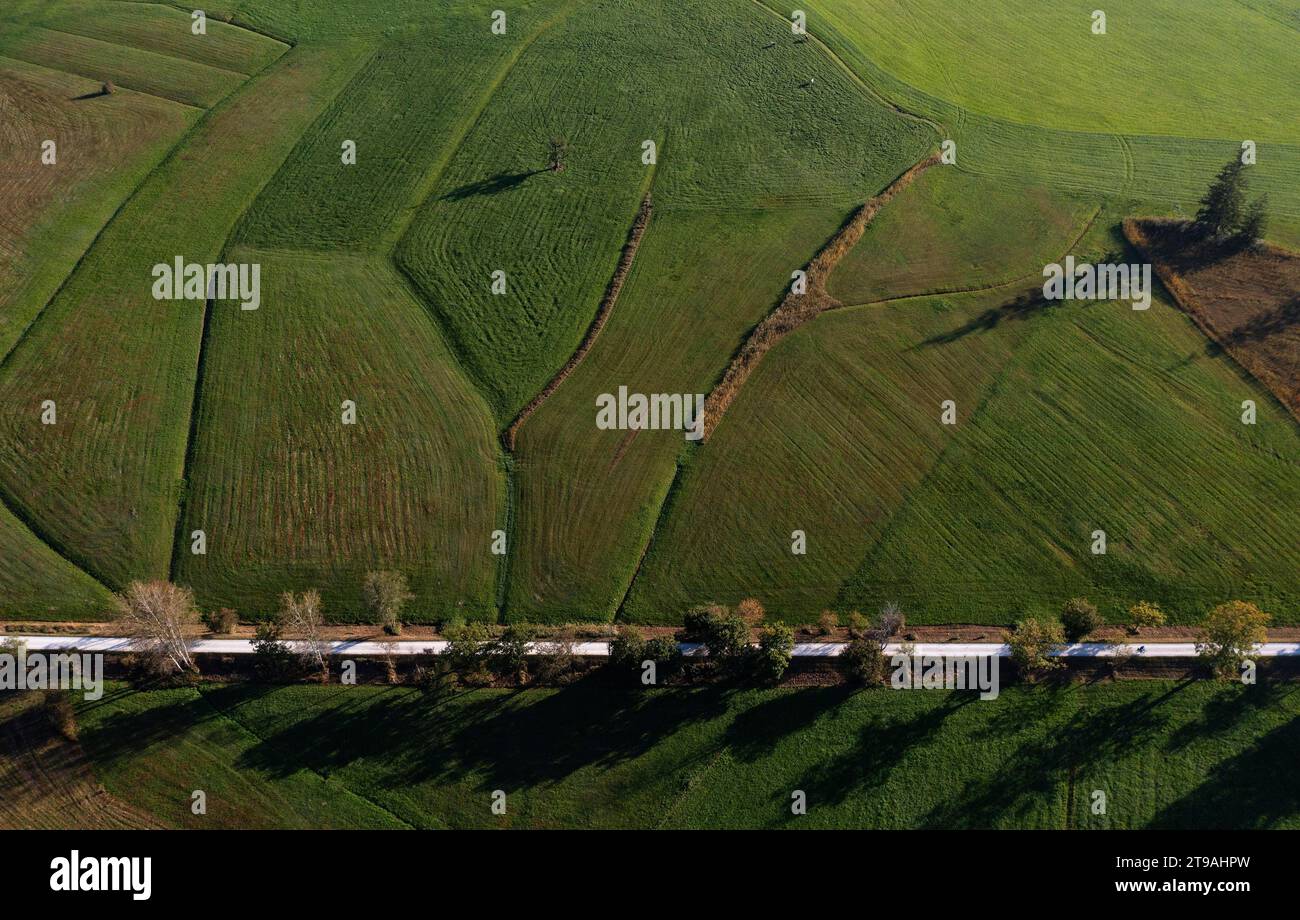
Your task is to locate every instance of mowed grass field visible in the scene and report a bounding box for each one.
[174,250,502,621]
[827,169,1099,304]
[72,680,1300,829]
[0,0,1293,626]
[781,0,1296,141]
[0,40,365,591]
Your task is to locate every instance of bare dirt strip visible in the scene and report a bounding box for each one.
[503,194,654,450]
[1126,217,1300,421]
[701,153,941,440]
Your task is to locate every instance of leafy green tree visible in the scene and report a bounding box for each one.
[755,622,794,683]
[1060,597,1102,642]
[1007,618,1065,681]
[1198,601,1269,680]
[1238,195,1269,247]
[842,636,885,685]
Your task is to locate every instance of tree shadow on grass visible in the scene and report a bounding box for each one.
[721,685,855,764]
[918,288,1056,347]
[793,690,980,811]
[920,682,1188,828]
[440,169,544,202]
[1163,681,1295,753]
[222,677,736,795]
[1151,714,1300,828]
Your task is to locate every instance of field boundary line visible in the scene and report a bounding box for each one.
[835,204,1104,312]
[38,24,254,79]
[163,46,374,581]
[503,193,655,451]
[1124,218,1300,424]
[700,153,940,441]
[748,0,945,137]
[613,458,682,623]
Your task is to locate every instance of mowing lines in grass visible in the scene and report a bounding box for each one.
[175,250,501,622]
[0,42,371,588]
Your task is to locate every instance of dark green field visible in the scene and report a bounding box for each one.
[71,680,1300,829]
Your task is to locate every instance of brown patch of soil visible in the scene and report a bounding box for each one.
[1125,217,1300,420]
[0,693,162,829]
[504,195,654,450]
[701,153,941,439]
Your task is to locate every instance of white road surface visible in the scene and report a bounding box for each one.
[8,635,1300,658]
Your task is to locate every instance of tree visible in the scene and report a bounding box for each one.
[1127,600,1166,634]
[251,617,298,681]
[547,135,568,172]
[444,622,493,685]
[609,626,647,669]
[872,602,905,641]
[1060,597,1102,642]
[842,636,885,685]
[489,623,535,682]
[1006,617,1065,681]
[280,589,329,678]
[363,571,413,635]
[114,580,199,676]
[701,611,751,661]
[1195,159,1247,238]
[755,622,794,683]
[1238,194,1269,248]
[1197,601,1269,680]
[735,597,765,625]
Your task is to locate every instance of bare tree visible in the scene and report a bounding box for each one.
[115,581,199,676]
[280,589,329,678]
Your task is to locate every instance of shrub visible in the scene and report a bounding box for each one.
[444,622,493,685]
[816,610,838,636]
[533,636,582,685]
[700,612,751,661]
[1007,618,1065,681]
[735,597,766,625]
[842,637,885,685]
[43,692,78,742]
[755,623,795,683]
[846,611,869,639]
[101,80,115,95]
[251,618,299,681]
[609,627,646,669]
[489,623,535,681]
[1127,600,1166,633]
[1198,601,1269,680]
[200,607,238,635]
[363,570,412,635]
[683,602,727,639]
[642,636,682,673]
[1060,597,1102,642]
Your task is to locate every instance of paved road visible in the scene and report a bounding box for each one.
[9,635,1300,658]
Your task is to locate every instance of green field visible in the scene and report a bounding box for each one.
[73,680,1300,828]
[0,0,1294,626]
